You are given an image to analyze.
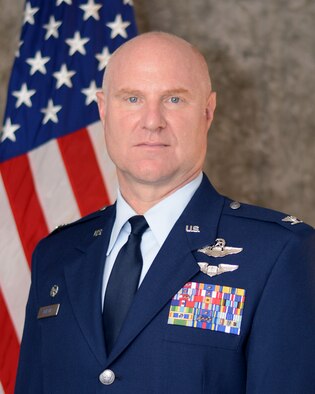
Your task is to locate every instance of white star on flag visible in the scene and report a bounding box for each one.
[81,81,99,105]
[106,14,130,39]
[26,51,50,75]
[43,16,62,40]
[53,64,76,89]
[79,0,102,21]
[23,2,39,25]
[41,99,62,124]
[123,0,134,5]
[95,47,111,71]
[66,31,90,56]
[1,118,21,142]
[12,83,36,108]
[56,0,72,5]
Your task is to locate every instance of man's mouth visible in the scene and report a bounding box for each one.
[135,142,169,148]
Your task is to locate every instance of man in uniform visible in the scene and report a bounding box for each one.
[15,32,315,393]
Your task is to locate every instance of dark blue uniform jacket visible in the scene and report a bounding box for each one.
[15,175,315,393]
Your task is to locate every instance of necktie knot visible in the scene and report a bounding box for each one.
[129,215,148,236]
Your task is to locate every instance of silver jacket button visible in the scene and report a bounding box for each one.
[230,201,241,210]
[99,369,115,385]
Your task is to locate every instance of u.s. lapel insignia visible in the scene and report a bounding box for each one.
[93,229,103,237]
[50,285,59,297]
[198,238,243,258]
[186,225,200,233]
[282,215,303,225]
[198,262,239,277]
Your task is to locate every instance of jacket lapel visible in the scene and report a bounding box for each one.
[64,206,115,366]
[106,175,225,365]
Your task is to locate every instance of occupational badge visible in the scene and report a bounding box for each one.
[50,285,59,297]
[198,238,243,258]
[198,262,239,277]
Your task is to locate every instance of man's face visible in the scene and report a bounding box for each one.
[97,36,216,191]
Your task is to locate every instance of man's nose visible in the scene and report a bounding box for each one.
[141,102,166,131]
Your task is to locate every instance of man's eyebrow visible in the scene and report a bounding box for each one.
[115,89,143,96]
[162,88,190,96]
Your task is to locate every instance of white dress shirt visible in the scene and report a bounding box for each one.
[101,173,203,305]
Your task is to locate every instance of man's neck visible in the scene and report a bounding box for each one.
[118,171,202,214]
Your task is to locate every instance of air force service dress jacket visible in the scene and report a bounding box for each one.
[15,174,315,394]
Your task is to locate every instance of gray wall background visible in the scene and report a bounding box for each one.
[1,0,314,226]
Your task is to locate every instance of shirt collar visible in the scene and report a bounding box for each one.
[106,173,203,255]
[106,190,137,256]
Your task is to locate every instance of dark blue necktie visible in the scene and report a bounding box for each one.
[103,215,148,354]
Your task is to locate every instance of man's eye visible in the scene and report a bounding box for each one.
[170,96,180,103]
[127,97,138,103]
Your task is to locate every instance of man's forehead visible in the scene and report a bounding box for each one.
[108,67,200,96]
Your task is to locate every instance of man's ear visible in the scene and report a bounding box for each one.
[96,91,106,126]
[205,92,216,125]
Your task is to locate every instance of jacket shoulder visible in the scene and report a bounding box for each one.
[222,198,314,236]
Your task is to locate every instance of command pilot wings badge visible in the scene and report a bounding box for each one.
[198,262,239,277]
[198,238,243,258]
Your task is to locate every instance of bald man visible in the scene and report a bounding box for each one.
[15,32,315,394]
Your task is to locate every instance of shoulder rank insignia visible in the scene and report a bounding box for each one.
[198,238,243,258]
[198,262,239,277]
[282,215,303,225]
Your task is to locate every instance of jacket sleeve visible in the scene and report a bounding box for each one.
[245,230,315,393]
[14,246,43,394]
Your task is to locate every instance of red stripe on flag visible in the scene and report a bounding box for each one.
[58,128,110,216]
[0,289,20,394]
[0,156,49,266]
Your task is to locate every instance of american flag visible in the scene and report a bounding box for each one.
[0,1,137,392]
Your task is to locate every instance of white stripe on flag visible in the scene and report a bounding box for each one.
[29,139,81,232]
[0,175,31,341]
[88,121,117,203]
[0,381,4,394]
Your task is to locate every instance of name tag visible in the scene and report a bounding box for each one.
[37,304,60,319]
